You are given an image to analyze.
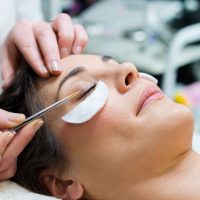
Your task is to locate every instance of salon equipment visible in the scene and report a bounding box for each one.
[10,90,81,133]
[163,23,200,97]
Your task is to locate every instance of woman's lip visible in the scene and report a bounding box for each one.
[137,86,164,115]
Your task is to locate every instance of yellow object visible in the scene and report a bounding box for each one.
[174,92,191,107]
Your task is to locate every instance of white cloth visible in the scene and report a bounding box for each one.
[0,180,60,200]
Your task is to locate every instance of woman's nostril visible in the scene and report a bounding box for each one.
[125,73,133,86]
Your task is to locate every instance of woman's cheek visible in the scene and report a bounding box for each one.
[90,103,122,136]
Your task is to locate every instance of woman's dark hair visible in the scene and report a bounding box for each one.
[0,59,64,195]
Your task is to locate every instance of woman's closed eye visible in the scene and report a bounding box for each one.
[62,80,109,124]
[78,82,97,100]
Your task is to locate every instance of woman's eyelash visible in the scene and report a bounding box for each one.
[78,82,96,100]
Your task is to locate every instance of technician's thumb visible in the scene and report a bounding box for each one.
[0,109,25,129]
[11,119,44,157]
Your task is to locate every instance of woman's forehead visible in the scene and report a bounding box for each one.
[37,54,104,104]
[60,54,103,73]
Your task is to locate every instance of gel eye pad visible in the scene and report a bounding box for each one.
[139,72,158,85]
[62,81,109,124]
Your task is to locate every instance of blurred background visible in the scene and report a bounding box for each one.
[0,0,200,147]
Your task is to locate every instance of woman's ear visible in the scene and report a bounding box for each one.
[40,171,84,200]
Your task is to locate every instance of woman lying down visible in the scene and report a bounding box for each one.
[0,54,198,200]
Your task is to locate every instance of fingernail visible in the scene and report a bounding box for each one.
[50,59,62,72]
[60,48,69,58]
[73,46,82,54]
[7,113,25,123]
[31,119,44,132]
[41,66,49,74]
[6,133,14,144]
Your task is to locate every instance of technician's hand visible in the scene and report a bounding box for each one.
[1,13,88,89]
[0,109,43,181]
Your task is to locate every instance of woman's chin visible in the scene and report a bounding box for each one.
[139,97,194,135]
[173,102,194,133]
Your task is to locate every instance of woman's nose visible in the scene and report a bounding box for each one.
[116,62,139,93]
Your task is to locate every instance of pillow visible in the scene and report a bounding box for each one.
[0,180,60,200]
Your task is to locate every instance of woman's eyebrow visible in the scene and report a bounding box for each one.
[101,55,113,62]
[55,66,86,100]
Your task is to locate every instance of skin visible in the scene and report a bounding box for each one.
[37,54,199,200]
[0,14,88,181]
[1,13,88,89]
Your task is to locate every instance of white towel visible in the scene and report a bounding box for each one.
[0,180,60,200]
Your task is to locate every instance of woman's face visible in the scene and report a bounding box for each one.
[37,54,194,196]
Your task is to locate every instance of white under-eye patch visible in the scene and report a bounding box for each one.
[62,81,109,124]
[139,72,158,85]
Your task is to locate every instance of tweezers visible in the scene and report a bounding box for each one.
[10,90,81,133]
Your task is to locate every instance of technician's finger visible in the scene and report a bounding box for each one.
[1,46,16,90]
[0,109,25,129]
[0,161,16,180]
[72,24,88,54]
[2,119,44,163]
[52,13,74,58]
[0,131,14,161]
[33,21,62,75]
[11,20,49,77]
